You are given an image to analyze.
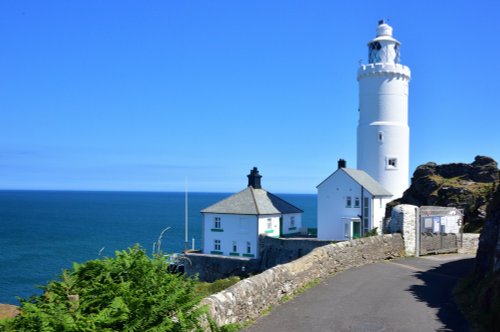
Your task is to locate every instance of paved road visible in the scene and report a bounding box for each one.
[244,254,474,332]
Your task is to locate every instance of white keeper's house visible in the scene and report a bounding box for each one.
[317,159,393,240]
[318,20,411,241]
[201,167,303,258]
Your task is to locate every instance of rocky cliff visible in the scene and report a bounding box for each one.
[387,156,499,232]
[458,180,500,331]
[475,183,500,277]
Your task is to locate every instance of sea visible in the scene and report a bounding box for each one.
[0,190,317,305]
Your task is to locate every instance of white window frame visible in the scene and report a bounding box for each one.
[214,239,221,251]
[386,156,398,169]
[232,241,237,253]
[267,218,272,229]
[214,217,221,229]
[354,197,360,208]
[346,196,352,208]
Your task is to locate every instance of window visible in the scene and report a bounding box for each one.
[232,241,237,253]
[290,216,295,227]
[346,196,352,208]
[214,239,221,251]
[246,241,252,254]
[267,218,272,229]
[354,197,360,208]
[378,131,384,142]
[214,217,221,229]
[379,198,383,208]
[387,158,398,168]
[363,197,370,234]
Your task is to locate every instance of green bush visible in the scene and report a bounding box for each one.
[0,246,207,331]
[362,227,378,238]
[196,276,240,298]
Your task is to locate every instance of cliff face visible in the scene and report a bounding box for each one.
[464,180,500,330]
[475,184,500,277]
[388,156,499,232]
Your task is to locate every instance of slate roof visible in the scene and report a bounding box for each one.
[201,186,304,215]
[317,168,393,197]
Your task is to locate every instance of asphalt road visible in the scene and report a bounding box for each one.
[243,254,475,332]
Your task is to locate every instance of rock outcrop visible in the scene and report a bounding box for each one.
[462,180,500,330]
[388,156,499,232]
[475,183,500,277]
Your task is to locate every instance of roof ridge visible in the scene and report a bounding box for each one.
[249,186,260,215]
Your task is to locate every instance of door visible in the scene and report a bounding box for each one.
[353,221,361,239]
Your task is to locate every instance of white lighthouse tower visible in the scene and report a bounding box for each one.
[357,20,411,199]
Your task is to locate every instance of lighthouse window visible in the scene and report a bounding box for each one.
[387,158,398,168]
[378,131,384,142]
[368,42,382,63]
[394,44,401,63]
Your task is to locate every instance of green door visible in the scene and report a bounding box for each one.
[353,221,361,239]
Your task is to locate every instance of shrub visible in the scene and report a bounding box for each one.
[196,276,240,298]
[0,245,207,331]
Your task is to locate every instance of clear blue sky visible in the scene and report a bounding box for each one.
[1,1,499,194]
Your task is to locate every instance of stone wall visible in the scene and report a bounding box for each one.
[202,234,404,327]
[185,236,333,282]
[259,236,333,271]
[388,204,418,256]
[185,254,260,282]
[458,233,480,254]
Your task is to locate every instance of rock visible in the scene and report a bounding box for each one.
[389,156,499,232]
[475,184,500,278]
[0,304,19,319]
[470,155,499,183]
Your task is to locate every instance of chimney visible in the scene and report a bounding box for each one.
[338,159,347,169]
[247,167,262,189]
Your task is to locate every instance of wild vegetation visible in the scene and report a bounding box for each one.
[0,246,208,331]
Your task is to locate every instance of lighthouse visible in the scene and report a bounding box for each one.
[357,20,411,199]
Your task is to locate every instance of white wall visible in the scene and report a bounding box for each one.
[318,169,391,240]
[257,215,281,238]
[372,197,392,233]
[202,213,259,258]
[281,213,302,236]
[357,63,411,199]
[317,170,363,241]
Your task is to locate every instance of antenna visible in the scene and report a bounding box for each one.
[184,177,189,251]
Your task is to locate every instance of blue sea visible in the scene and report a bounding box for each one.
[0,190,316,304]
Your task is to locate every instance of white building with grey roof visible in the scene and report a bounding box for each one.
[317,160,393,240]
[201,167,303,258]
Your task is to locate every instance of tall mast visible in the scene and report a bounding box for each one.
[184,177,188,250]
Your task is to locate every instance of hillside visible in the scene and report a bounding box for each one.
[387,156,499,232]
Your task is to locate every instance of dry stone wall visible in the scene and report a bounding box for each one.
[389,204,418,255]
[202,234,404,327]
[185,236,332,282]
[458,233,480,254]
